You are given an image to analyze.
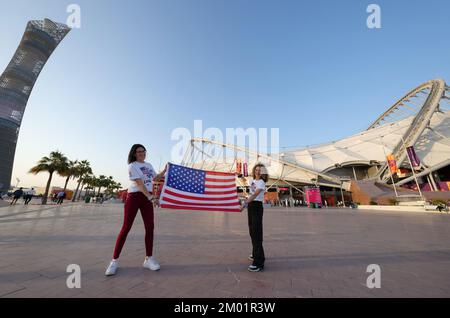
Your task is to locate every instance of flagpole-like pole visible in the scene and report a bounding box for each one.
[379,136,399,198]
[400,136,424,200]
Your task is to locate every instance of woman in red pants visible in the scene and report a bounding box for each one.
[105,144,166,276]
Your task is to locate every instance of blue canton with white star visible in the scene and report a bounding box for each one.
[167,164,206,194]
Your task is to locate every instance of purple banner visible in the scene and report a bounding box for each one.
[406,146,421,168]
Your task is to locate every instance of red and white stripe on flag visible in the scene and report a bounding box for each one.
[159,163,241,212]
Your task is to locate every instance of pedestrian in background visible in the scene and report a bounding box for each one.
[24,188,35,205]
[10,187,23,205]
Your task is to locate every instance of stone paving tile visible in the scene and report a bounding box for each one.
[0,265,43,284]
[0,281,26,297]
[1,203,450,297]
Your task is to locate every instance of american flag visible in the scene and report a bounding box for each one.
[159,163,241,212]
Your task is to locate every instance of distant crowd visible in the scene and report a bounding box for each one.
[265,198,332,208]
[0,188,67,205]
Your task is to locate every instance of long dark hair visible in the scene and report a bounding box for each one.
[252,163,268,182]
[127,144,146,164]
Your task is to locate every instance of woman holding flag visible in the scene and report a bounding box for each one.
[243,163,268,272]
[105,144,167,276]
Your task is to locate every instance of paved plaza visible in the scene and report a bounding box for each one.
[1,202,450,298]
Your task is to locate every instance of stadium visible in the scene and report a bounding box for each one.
[182,79,450,206]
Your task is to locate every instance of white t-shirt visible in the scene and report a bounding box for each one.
[250,179,266,202]
[128,161,157,193]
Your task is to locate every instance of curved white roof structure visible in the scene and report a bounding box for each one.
[282,109,450,174]
[184,79,450,191]
[283,79,450,181]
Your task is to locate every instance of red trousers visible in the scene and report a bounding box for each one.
[113,192,154,259]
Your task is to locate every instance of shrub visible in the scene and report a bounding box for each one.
[369,200,378,205]
[388,198,397,206]
[431,199,447,206]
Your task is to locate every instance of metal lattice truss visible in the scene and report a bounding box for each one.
[369,79,448,181]
[282,79,450,185]
[181,79,449,190]
[182,138,351,192]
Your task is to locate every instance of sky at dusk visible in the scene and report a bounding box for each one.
[0,0,449,189]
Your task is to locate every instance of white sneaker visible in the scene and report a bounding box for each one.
[105,259,119,276]
[143,256,160,271]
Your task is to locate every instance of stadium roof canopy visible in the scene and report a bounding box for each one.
[184,79,450,192]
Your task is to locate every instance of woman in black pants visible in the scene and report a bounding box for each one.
[243,163,268,272]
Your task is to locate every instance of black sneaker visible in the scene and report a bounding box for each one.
[248,265,264,272]
[248,254,254,261]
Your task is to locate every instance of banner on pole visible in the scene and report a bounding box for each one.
[236,158,242,175]
[387,154,398,174]
[406,146,421,168]
[243,162,248,177]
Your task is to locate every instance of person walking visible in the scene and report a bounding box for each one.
[23,189,29,204]
[243,163,268,272]
[10,187,24,205]
[24,188,35,205]
[105,144,167,276]
[56,191,65,204]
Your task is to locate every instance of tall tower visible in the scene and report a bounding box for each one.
[0,19,70,191]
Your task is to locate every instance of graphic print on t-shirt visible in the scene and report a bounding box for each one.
[128,162,156,193]
[140,166,154,189]
[250,181,257,193]
[250,179,265,202]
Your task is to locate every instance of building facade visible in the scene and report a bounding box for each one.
[0,19,70,191]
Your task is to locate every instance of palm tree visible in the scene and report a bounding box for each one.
[105,180,122,198]
[86,175,99,197]
[84,185,94,197]
[60,160,78,193]
[105,176,114,193]
[80,174,95,199]
[29,151,68,204]
[72,160,92,202]
[113,182,122,196]
[76,173,89,200]
[96,175,109,196]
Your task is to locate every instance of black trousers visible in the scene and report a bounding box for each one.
[11,196,20,204]
[24,195,32,204]
[248,201,265,267]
